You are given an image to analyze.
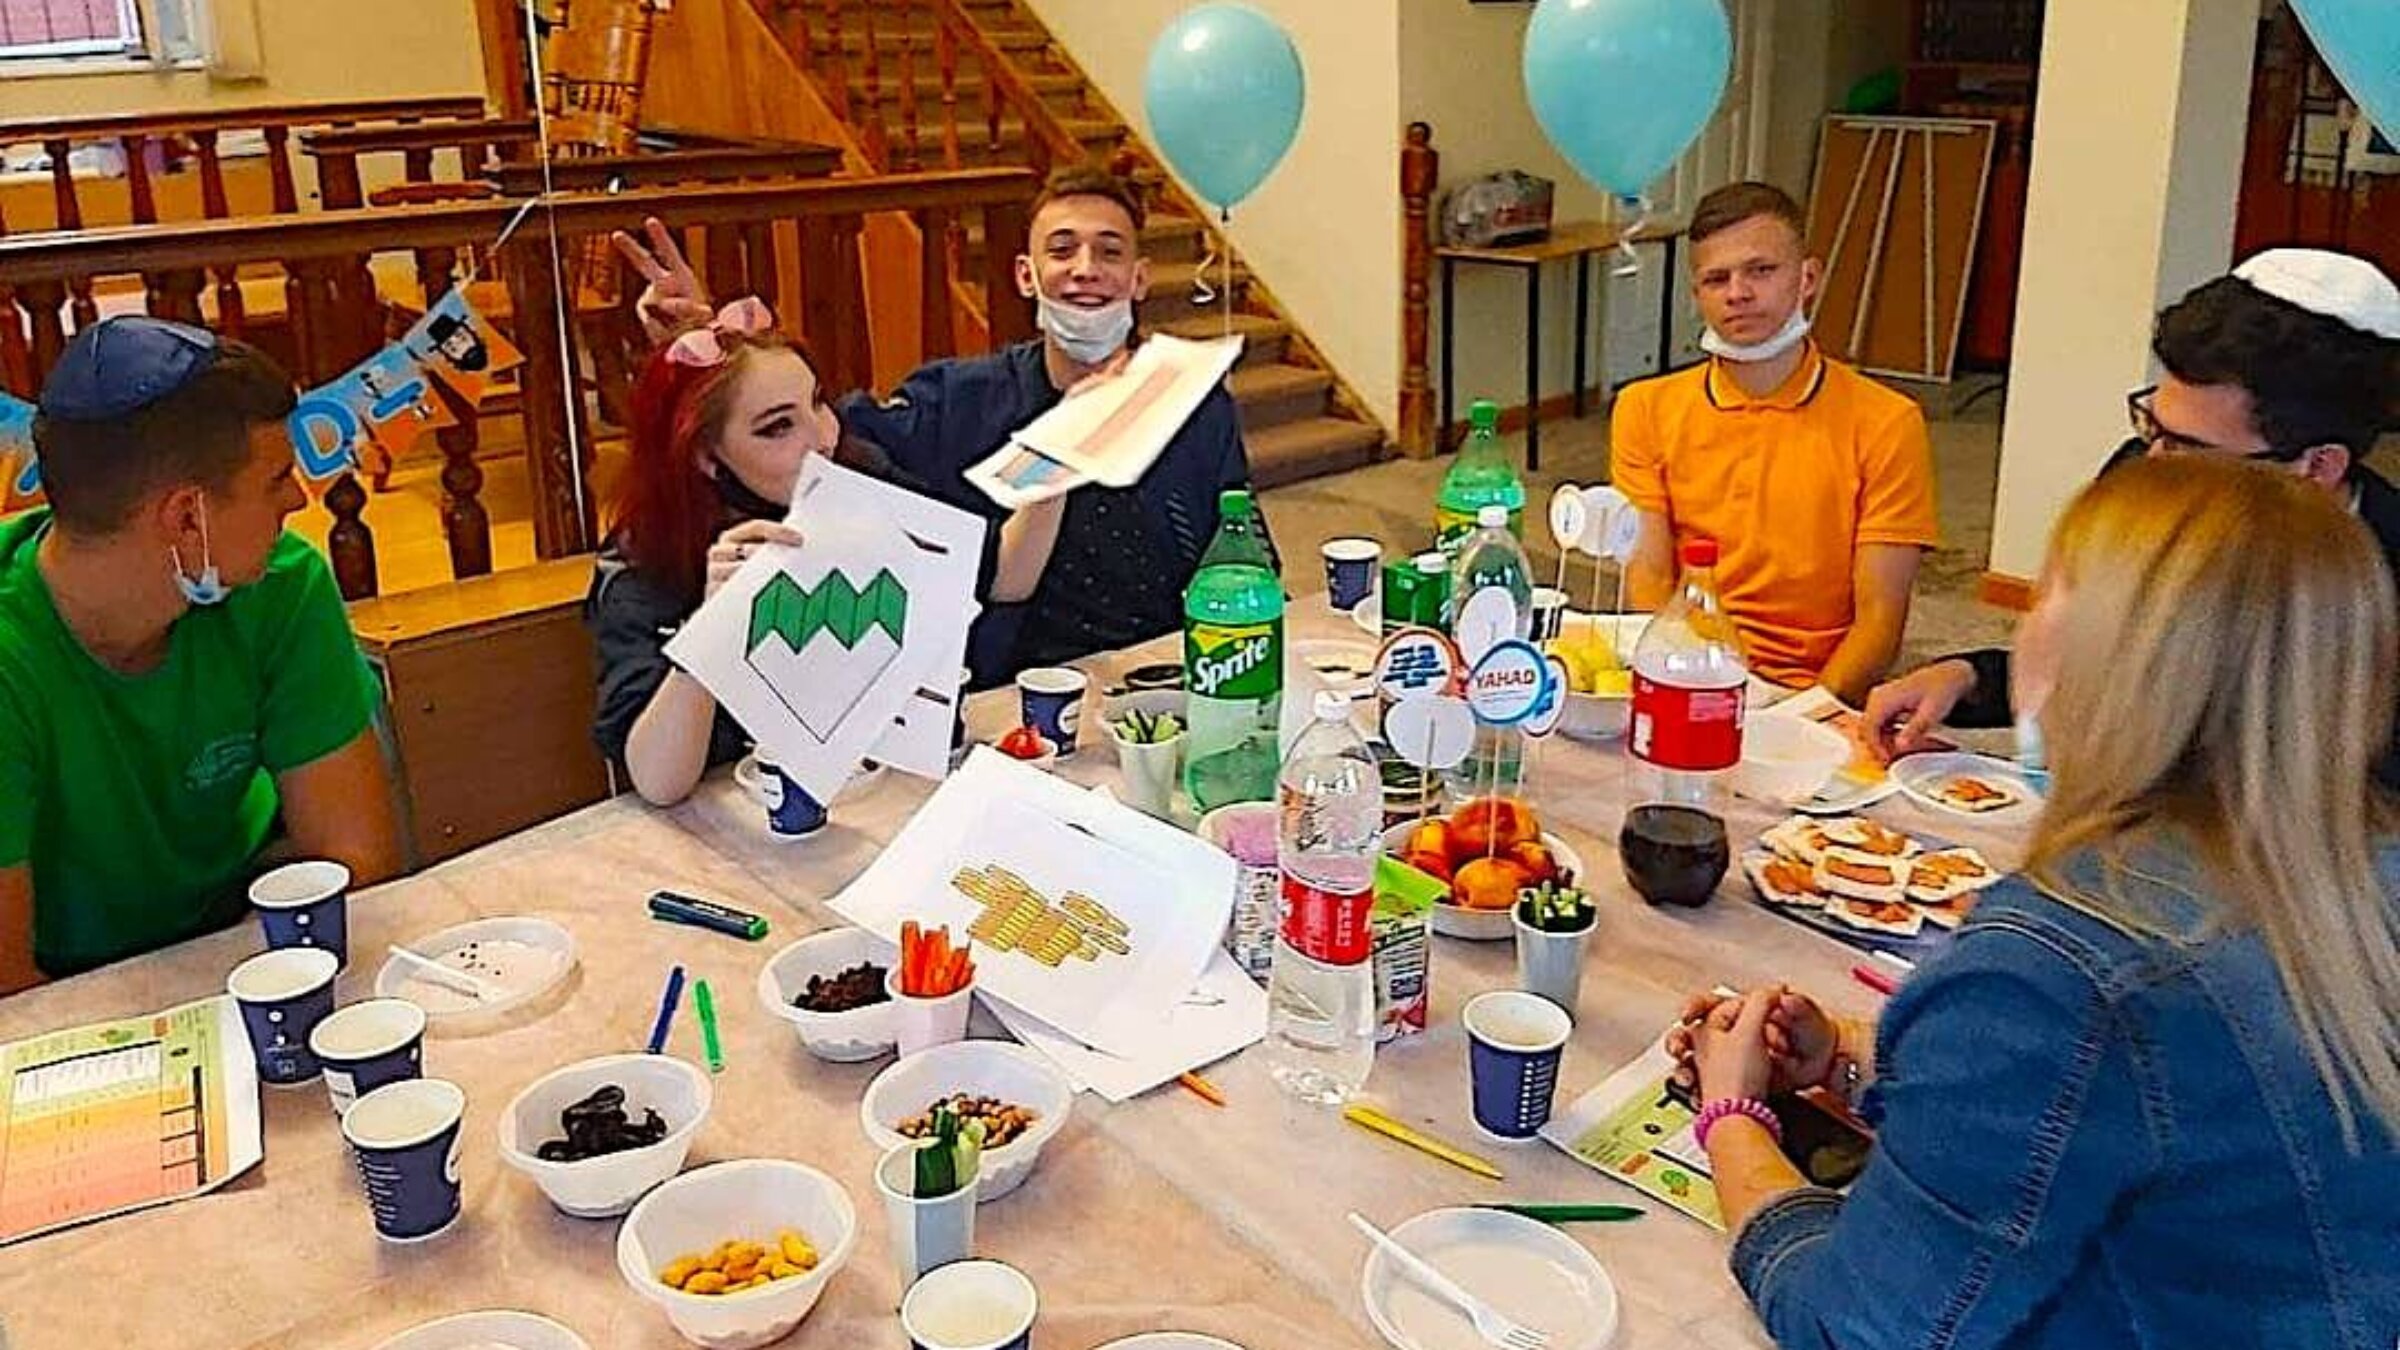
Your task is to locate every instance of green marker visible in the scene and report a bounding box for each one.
[693,978,724,1074]
[1478,1203,1646,1224]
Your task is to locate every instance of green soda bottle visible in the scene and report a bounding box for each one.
[1183,490,1285,811]
[1435,399,1527,554]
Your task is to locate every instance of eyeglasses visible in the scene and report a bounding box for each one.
[2126,386,2310,464]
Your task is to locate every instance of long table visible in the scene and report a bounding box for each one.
[0,606,2023,1349]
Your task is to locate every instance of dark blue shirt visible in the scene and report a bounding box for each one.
[1731,832,2400,1348]
[838,339,1265,688]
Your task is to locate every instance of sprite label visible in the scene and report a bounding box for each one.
[1186,619,1282,699]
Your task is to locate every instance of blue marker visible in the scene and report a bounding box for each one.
[646,964,687,1055]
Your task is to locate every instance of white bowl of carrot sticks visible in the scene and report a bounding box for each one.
[858,1040,1073,1203]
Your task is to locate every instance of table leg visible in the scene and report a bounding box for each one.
[1577,251,1599,419]
[1440,258,1457,454]
[1525,264,1542,473]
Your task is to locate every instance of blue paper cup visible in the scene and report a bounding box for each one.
[752,754,829,839]
[226,946,341,1087]
[902,1259,1037,1350]
[342,1077,466,1243]
[309,997,427,1117]
[1015,667,1088,756]
[1463,990,1573,1140]
[249,860,351,970]
[1322,537,1382,612]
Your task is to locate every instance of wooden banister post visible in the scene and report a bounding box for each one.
[317,148,367,211]
[981,197,1033,348]
[121,135,157,224]
[918,205,957,361]
[897,0,924,172]
[415,243,491,581]
[263,127,300,213]
[820,0,853,122]
[142,269,205,325]
[503,232,597,560]
[12,281,66,391]
[1400,121,1438,459]
[42,140,80,233]
[935,11,963,170]
[287,256,380,598]
[193,130,231,217]
[858,3,889,167]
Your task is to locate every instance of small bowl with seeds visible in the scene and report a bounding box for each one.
[859,1041,1072,1202]
[757,927,898,1063]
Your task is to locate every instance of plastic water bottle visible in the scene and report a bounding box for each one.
[1183,490,1285,811]
[1268,691,1380,1104]
[1435,399,1526,555]
[1446,504,1534,795]
[1629,537,1748,810]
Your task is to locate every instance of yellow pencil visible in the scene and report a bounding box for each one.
[1342,1104,1504,1181]
[1177,1071,1227,1107]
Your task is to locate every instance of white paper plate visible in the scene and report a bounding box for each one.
[1890,751,2044,824]
[1097,1337,1246,1350]
[375,917,579,1026]
[372,1310,590,1350]
[1361,1207,1620,1350]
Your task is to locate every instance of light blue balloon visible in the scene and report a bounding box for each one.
[1524,0,1733,197]
[1143,4,1305,211]
[2294,0,2399,145]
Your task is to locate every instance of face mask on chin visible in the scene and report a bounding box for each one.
[1032,280,1135,367]
[710,459,790,522]
[1700,305,1812,364]
[169,495,229,607]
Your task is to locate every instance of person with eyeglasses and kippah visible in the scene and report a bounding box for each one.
[1864,247,2400,782]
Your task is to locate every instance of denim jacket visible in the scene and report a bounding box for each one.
[1731,832,2400,1348]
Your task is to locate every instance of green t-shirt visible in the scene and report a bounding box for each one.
[0,511,376,977]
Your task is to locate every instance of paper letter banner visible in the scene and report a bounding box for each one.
[402,283,523,404]
[286,345,458,482]
[0,397,35,505]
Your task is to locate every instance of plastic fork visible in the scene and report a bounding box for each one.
[1348,1211,1551,1350]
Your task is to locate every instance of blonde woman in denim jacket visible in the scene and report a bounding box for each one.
[1680,456,2400,1348]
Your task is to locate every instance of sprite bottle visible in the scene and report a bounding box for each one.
[1436,399,1527,555]
[1184,490,1285,811]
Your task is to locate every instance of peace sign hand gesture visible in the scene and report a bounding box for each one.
[610,216,714,346]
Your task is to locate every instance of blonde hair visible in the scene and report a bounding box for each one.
[2028,455,2400,1138]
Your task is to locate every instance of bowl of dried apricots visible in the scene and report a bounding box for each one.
[616,1159,857,1349]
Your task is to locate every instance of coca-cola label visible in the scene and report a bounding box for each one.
[1280,870,1374,966]
[1630,674,1746,771]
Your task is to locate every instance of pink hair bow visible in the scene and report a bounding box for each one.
[665,296,776,367]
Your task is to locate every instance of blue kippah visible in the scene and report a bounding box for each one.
[38,317,221,420]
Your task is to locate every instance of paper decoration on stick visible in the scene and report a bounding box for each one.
[1374,627,1462,703]
[1464,639,1553,728]
[1385,694,1475,771]
[1550,484,1638,563]
[403,284,523,404]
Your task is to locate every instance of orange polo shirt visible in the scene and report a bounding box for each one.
[1610,342,1937,687]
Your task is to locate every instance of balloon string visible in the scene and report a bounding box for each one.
[1613,193,1655,278]
[1192,238,1222,310]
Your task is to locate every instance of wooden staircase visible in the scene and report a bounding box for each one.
[760,0,1387,487]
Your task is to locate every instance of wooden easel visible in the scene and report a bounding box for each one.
[1804,115,1997,384]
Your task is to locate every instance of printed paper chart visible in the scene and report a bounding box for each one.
[0,996,262,1245]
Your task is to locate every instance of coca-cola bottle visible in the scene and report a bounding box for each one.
[1621,538,1741,907]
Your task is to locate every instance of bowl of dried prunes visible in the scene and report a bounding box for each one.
[499,1052,713,1217]
[757,927,899,1064]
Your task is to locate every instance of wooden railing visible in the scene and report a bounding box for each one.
[775,0,1088,180]
[0,168,1038,600]
[0,97,490,229]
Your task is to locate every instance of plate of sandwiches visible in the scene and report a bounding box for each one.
[1742,814,2003,950]
[1888,751,2043,824]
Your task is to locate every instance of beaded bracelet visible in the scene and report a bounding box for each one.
[1693,1096,1783,1150]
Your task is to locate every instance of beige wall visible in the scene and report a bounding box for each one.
[1022,0,1403,430]
[1986,0,2260,579]
[0,0,485,119]
[1400,0,1623,423]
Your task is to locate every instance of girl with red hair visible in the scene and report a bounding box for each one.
[585,299,1064,805]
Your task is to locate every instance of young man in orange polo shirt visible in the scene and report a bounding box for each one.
[1611,182,1937,702]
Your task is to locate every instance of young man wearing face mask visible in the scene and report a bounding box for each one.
[1611,182,1938,702]
[617,167,1268,689]
[0,319,402,993]
[1864,248,2400,776]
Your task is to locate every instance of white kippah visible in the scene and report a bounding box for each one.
[2232,248,2400,340]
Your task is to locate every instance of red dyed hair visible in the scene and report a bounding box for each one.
[609,329,827,602]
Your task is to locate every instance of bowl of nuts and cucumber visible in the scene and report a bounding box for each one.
[858,1041,1071,1202]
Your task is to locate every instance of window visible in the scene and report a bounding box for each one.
[1,0,202,66]
[0,0,143,59]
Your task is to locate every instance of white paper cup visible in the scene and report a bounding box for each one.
[876,1141,979,1297]
[901,1259,1037,1350]
[887,972,973,1059]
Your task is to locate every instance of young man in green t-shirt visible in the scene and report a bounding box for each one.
[0,318,402,992]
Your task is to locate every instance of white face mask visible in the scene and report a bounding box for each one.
[169,496,228,607]
[1700,305,1812,364]
[1033,279,1135,367]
